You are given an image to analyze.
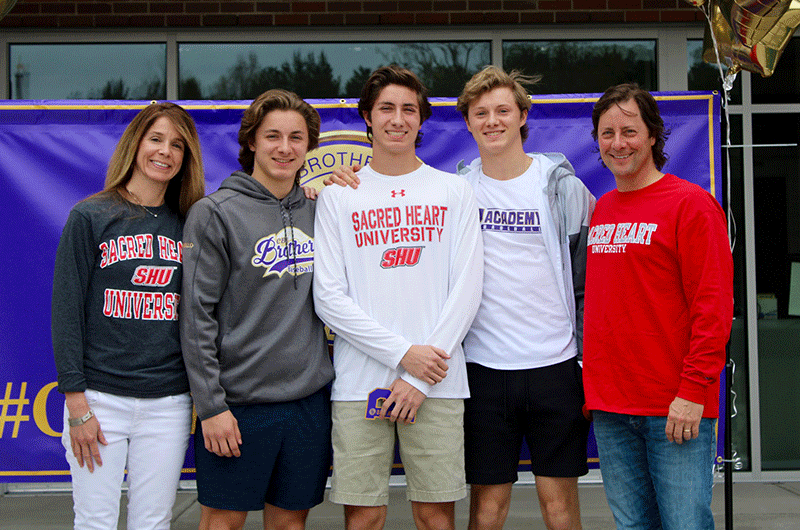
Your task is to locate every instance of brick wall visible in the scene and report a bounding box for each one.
[1,1,704,29]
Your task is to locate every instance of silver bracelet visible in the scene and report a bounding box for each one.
[68,409,94,427]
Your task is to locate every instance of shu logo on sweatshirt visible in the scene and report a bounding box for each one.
[252,228,314,277]
[380,246,422,268]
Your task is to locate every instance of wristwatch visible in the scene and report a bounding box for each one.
[68,409,94,427]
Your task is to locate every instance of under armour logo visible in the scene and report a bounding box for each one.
[391,189,406,198]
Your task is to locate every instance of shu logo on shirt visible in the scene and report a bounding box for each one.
[252,228,314,277]
[131,265,177,287]
[380,246,422,268]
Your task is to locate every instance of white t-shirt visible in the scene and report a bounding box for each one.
[313,163,484,400]
[463,158,576,369]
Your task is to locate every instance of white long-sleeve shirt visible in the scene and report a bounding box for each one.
[313,163,484,400]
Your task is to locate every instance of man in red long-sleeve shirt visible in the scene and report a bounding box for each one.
[583,83,733,530]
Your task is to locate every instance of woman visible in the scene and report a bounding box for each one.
[52,102,205,530]
[180,89,334,530]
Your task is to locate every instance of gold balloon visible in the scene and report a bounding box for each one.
[0,0,17,20]
[704,3,739,67]
[704,0,800,76]
[721,0,790,47]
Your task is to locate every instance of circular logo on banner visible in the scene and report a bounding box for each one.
[299,130,373,191]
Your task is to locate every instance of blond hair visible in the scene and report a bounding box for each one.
[457,66,540,142]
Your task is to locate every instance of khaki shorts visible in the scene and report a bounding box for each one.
[330,398,466,506]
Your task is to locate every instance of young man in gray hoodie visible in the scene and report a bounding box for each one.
[181,90,334,530]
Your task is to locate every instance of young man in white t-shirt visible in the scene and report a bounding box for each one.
[456,66,595,530]
[313,65,483,530]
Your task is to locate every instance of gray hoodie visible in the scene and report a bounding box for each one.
[180,171,333,421]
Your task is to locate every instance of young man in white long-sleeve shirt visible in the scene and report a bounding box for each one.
[313,65,484,530]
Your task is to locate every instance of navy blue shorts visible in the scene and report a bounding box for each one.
[195,386,332,511]
[464,357,589,484]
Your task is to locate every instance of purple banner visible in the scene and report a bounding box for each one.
[0,92,721,481]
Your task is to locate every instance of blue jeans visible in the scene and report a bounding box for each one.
[593,411,716,530]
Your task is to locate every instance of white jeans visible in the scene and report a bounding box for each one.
[61,389,192,530]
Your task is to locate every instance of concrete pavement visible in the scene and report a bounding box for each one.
[1,481,799,528]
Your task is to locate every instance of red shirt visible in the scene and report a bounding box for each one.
[583,174,733,418]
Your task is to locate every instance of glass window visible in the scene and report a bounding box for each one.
[751,37,800,104]
[687,39,741,105]
[752,112,800,470]
[501,40,656,94]
[9,43,166,100]
[178,42,491,100]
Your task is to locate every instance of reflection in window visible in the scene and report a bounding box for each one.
[687,39,741,104]
[9,44,166,100]
[752,37,800,104]
[502,40,656,94]
[178,42,491,100]
[752,113,800,471]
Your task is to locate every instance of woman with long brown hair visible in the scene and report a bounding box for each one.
[52,102,205,530]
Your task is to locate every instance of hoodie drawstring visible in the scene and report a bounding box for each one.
[279,200,299,290]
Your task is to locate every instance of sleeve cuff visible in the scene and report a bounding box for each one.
[400,373,432,396]
[677,377,710,405]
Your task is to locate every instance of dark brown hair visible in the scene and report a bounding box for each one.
[591,83,669,170]
[357,65,432,147]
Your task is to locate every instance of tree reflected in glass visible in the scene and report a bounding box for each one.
[9,43,165,100]
[178,42,490,100]
[502,41,656,94]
